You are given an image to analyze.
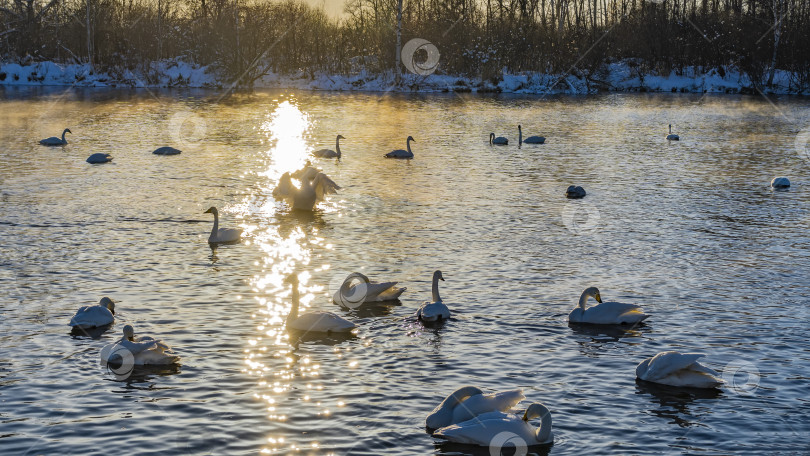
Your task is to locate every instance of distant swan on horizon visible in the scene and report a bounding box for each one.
[385,136,415,159]
[771,176,790,189]
[40,128,71,146]
[86,153,112,164]
[490,133,508,145]
[666,124,679,141]
[313,134,344,159]
[519,125,545,144]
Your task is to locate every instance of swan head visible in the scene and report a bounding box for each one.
[64,128,72,135]
[99,297,115,314]
[407,135,415,142]
[284,273,299,285]
[122,324,135,341]
[489,132,495,143]
[582,287,602,303]
[518,125,522,132]
[204,207,218,215]
[337,134,345,140]
[522,402,551,421]
[433,270,445,281]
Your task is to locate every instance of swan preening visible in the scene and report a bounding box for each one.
[313,134,344,159]
[153,146,182,155]
[333,272,406,307]
[569,287,649,325]
[426,386,525,429]
[771,177,790,189]
[433,402,553,446]
[285,274,356,333]
[101,324,180,365]
[40,128,71,146]
[490,133,508,145]
[385,136,415,159]
[204,206,242,244]
[416,270,450,322]
[86,153,112,164]
[518,125,545,144]
[566,185,586,198]
[666,124,680,141]
[273,166,341,211]
[69,297,115,329]
[636,351,724,389]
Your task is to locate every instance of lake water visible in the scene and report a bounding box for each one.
[1,87,809,455]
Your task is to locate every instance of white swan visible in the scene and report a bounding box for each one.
[569,287,649,325]
[771,177,790,189]
[313,135,344,159]
[489,133,508,145]
[636,351,724,389]
[666,124,679,141]
[416,270,450,322]
[204,207,242,244]
[385,136,415,159]
[40,128,71,146]
[333,272,406,306]
[518,125,545,144]
[426,386,525,429]
[86,153,113,164]
[286,274,356,333]
[272,169,341,211]
[153,146,182,155]
[566,185,586,198]
[69,297,115,329]
[434,403,553,446]
[102,324,180,365]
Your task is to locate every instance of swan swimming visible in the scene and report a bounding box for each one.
[566,185,586,198]
[771,177,790,189]
[86,153,112,164]
[385,136,415,159]
[434,402,553,446]
[69,297,115,329]
[569,287,649,325]
[285,274,356,333]
[490,133,508,145]
[518,125,545,144]
[333,272,406,307]
[416,270,450,322]
[273,169,341,211]
[313,135,344,159]
[102,324,180,365]
[40,128,71,146]
[636,351,724,389]
[204,206,242,244]
[153,146,182,155]
[666,124,680,141]
[426,386,525,429]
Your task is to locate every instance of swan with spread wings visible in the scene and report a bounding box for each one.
[273,165,341,211]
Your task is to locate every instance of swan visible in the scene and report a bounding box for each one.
[313,135,344,159]
[285,274,356,333]
[771,177,790,189]
[518,125,545,144]
[333,272,406,306]
[434,403,553,446]
[69,297,115,329]
[102,324,180,365]
[86,153,112,164]
[569,287,649,325]
[153,146,182,155]
[666,124,679,141]
[636,351,724,389]
[566,185,586,198]
[204,207,242,244]
[426,386,525,429]
[385,136,415,159]
[416,270,450,322]
[272,170,340,211]
[489,133,508,145]
[40,128,71,146]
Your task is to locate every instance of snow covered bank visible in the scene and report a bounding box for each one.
[1,60,806,95]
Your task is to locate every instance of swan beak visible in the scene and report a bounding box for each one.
[595,293,602,303]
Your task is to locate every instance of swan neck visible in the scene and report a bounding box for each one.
[210,211,219,238]
[336,136,341,156]
[432,274,441,302]
[62,130,67,142]
[406,138,412,153]
[535,407,553,443]
[578,290,589,310]
[519,128,522,144]
[289,282,300,322]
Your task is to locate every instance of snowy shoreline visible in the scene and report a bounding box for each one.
[1,60,806,95]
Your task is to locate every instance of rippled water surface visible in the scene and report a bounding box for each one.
[1,88,809,455]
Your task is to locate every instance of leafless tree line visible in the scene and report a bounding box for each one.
[1,0,808,89]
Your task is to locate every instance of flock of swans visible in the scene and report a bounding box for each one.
[50,120,788,450]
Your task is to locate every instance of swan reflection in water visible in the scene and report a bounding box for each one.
[635,378,724,427]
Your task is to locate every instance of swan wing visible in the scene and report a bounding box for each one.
[273,173,294,201]
[69,305,114,327]
[581,301,648,324]
[289,311,355,333]
[450,389,525,424]
[313,173,341,202]
[134,345,180,365]
[435,413,533,446]
[640,352,705,381]
[216,227,242,242]
[313,149,337,158]
[417,301,450,321]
